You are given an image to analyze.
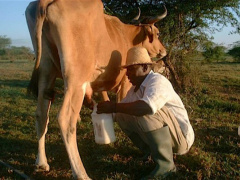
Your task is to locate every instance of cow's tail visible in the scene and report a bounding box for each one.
[35,0,54,69]
[28,0,54,97]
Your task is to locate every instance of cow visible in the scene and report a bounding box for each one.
[25,0,167,179]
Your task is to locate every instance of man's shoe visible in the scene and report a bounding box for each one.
[142,126,175,179]
[128,132,150,160]
[141,166,176,180]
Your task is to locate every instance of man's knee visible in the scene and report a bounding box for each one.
[115,113,133,135]
[136,114,165,132]
[115,113,126,125]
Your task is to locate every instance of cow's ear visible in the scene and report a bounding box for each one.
[144,25,154,43]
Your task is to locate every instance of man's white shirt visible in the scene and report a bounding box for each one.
[121,71,194,149]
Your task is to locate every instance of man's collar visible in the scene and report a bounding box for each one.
[141,70,153,88]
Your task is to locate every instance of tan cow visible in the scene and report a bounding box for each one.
[25,0,167,179]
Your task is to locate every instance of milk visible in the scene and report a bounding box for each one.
[91,104,116,144]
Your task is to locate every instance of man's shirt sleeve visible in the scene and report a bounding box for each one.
[140,75,171,114]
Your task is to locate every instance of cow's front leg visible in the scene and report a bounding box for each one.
[117,74,131,102]
[101,91,110,101]
[58,83,90,180]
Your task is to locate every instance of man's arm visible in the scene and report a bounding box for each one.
[97,100,152,116]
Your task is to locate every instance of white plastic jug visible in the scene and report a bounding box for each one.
[91,104,116,144]
[238,126,240,136]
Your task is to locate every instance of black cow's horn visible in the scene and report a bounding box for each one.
[144,5,167,24]
[133,7,141,21]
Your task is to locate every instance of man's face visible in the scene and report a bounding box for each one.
[126,64,145,86]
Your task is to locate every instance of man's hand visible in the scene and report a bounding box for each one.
[97,101,116,114]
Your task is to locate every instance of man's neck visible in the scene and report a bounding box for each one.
[134,73,149,92]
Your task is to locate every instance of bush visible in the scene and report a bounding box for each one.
[228,46,240,62]
[202,45,227,63]
[0,46,34,60]
[0,49,6,55]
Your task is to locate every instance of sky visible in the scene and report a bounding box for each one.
[0,0,239,50]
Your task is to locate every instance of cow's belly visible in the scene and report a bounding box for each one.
[90,59,125,92]
[90,35,127,92]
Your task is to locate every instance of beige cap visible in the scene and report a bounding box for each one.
[121,47,155,68]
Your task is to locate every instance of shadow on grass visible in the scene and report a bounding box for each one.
[0,60,31,64]
[195,126,239,154]
[0,137,36,179]
[212,61,240,65]
[0,132,142,179]
[0,136,72,179]
[79,138,153,180]
[0,80,29,88]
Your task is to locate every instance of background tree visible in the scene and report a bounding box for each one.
[103,0,240,92]
[0,35,34,60]
[0,35,11,55]
[0,35,11,49]
[202,43,227,63]
[10,46,34,60]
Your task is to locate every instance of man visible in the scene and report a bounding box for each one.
[97,47,194,179]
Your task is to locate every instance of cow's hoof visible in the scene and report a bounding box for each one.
[77,177,92,180]
[75,174,92,180]
[35,164,50,172]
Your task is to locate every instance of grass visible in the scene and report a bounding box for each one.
[0,59,239,179]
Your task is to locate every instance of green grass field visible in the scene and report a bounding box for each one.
[0,59,239,179]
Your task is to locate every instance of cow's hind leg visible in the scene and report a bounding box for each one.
[35,64,56,172]
[58,82,90,179]
[35,97,51,172]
